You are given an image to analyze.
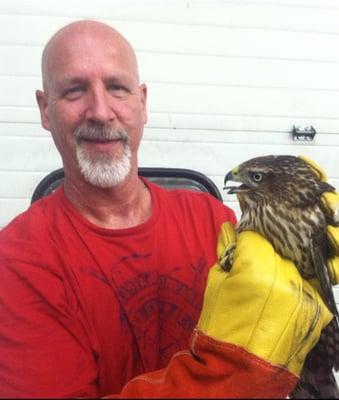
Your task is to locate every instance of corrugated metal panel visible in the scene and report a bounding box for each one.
[0,2,339,382]
[0,0,338,223]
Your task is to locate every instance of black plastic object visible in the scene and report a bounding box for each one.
[31,167,223,203]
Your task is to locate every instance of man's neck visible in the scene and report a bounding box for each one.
[63,174,152,230]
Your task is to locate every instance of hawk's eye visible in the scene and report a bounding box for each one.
[251,172,263,182]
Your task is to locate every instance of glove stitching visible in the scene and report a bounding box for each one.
[270,265,303,366]
[285,298,321,369]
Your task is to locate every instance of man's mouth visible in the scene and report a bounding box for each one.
[80,137,120,144]
[74,125,129,146]
[78,137,124,154]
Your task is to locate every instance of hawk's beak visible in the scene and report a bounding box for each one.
[224,171,234,187]
[223,167,248,194]
[223,170,239,194]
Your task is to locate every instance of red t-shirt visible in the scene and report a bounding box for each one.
[0,179,236,398]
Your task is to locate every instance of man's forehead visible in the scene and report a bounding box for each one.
[42,21,139,88]
[46,20,129,50]
[46,28,125,65]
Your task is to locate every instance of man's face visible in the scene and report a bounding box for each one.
[36,26,147,188]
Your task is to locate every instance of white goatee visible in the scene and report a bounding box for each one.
[74,125,131,188]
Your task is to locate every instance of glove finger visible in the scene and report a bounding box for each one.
[322,192,339,222]
[216,222,236,268]
[216,222,236,257]
[327,225,339,254]
[327,226,339,284]
[328,256,339,285]
[298,155,328,182]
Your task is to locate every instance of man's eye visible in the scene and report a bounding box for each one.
[64,87,84,100]
[108,85,129,97]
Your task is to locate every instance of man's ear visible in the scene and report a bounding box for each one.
[35,90,51,131]
[139,83,148,125]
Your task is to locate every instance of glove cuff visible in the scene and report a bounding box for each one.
[117,330,299,399]
[190,330,299,398]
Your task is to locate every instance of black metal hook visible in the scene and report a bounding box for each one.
[291,126,317,141]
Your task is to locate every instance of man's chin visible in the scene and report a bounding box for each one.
[75,143,132,188]
[77,160,131,188]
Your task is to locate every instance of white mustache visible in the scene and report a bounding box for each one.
[74,125,129,143]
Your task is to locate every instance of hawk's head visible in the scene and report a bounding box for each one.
[224,155,334,210]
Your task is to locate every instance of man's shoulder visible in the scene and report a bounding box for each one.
[148,180,236,224]
[0,190,62,254]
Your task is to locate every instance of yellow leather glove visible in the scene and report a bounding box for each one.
[114,222,333,399]
[299,155,339,285]
[197,222,333,376]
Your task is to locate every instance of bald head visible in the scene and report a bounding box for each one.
[41,20,139,94]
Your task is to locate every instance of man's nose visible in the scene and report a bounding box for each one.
[85,86,115,124]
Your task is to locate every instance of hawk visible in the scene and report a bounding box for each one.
[223,154,339,398]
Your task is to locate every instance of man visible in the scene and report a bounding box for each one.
[0,20,337,398]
